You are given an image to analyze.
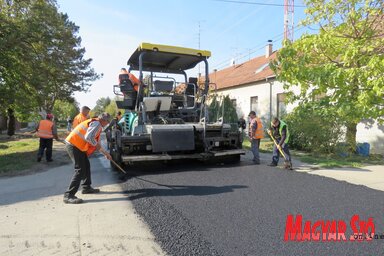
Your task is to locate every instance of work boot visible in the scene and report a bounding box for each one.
[37,157,41,162]
[63,196,83,204]
[47,159,53,162]
[268,162,277,167]
[82,187,100,194]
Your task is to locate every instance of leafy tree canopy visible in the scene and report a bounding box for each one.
[92,97,111,116]
[270,0,384,148]
[0,0,100,121]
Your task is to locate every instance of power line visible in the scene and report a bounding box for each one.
[211,25,311,70]
[212,0,306,8]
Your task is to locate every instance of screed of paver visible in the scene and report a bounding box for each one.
[0,184,166,256]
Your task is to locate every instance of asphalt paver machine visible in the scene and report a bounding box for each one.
[107,43,245,169]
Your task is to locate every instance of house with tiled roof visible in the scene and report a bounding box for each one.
[209,42,292,126]
[209,42,384,154]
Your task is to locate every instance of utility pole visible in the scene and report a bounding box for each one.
[284,0,294,42]
[197,20,203,78]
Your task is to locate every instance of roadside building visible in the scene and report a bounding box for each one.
[209,42,384,154]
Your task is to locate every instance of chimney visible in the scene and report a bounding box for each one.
[265,40,273,58]
[230,58,235,66]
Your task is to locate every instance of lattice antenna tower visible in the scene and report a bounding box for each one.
[284,0,294,42]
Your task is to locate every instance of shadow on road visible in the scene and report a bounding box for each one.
[119,157,255,177]
[124,177,247,200]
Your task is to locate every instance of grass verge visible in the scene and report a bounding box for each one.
[242,137,384,168]
[292,151,384,168]
[0,137,39,174]
[0,130,70,176]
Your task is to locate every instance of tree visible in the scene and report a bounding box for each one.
[52,99,79,121]
[7,108,15,136]
[104,97,124,117]
[0,0,100,125]
[221,95,238,125]
[284,98,344,153]
[270,0,384,151]
[92,97,111,116]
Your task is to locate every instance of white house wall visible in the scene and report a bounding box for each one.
[357,121,384,154]
[217,79,295,127]
[218,80,384,154]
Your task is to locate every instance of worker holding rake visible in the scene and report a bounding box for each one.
[267,117,292,170]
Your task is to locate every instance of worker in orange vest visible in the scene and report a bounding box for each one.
[248,111,264,164]
[36,113,60,162]
[63,113,112,204]
[118,68,140,92]
[72,106,90,129]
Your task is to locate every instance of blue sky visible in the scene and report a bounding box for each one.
[57,0,309,108]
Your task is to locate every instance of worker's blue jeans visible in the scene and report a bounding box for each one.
[272,141,291,164]
[251,138,261,163]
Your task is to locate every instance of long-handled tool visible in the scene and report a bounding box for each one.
[267,130,292,170]
[99,149,127,174]
[110,158,127,174]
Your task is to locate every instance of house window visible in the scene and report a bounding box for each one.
[277,93,287,118]
[250,96,258,114]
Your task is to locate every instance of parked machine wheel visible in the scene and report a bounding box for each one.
[109,143,124,172]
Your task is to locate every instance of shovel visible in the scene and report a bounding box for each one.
[267,130,293,170]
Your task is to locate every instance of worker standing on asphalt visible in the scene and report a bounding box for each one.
[268,117,292,167]
[72,106,90,129]
[248,111,264,164]
[36,113,60,162]
[63,112,112,204]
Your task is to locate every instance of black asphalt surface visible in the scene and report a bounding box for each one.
[119,158,384,256]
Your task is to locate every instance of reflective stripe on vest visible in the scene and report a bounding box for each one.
[249,117,264,139]
[279,120,290,144]
[66,118,100,152]
[37,120,54,139]
[86,132,100,156]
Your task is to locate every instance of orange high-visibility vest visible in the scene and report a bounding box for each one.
[72,113,88,129]
[249,117,264,139]
[66,118,101,153]
[128,73,140,92]
[37,120,54,139]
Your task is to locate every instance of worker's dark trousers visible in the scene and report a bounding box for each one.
[64,144,92,198]
[37,138,53,160]
[272,141,291,164]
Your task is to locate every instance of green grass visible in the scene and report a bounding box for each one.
[242,137,384,168]
[0,137,39,174]
[292,151,384,168]
[242,137,274,153]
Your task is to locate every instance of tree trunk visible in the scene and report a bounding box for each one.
[7,108,15,137]
[345,121,357,153]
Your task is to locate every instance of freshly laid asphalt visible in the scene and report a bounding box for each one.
[1,148,384,255]
[121,152,384,256]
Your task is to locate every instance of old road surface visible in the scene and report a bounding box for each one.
[0,153,166,256]
[1,150,384,256]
